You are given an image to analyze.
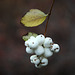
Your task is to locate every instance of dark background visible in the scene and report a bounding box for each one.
[0,0,75,75]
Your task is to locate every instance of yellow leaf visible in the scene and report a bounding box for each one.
[21,9,48,27]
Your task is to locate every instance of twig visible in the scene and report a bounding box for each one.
[44,0,55,36]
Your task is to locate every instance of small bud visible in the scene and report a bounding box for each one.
[51,44,60,53]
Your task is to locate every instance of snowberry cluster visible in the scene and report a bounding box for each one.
[25,34,60,68]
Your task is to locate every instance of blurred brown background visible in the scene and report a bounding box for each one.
[0,0,75,75]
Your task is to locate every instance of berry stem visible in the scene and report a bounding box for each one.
[44,0,55,36]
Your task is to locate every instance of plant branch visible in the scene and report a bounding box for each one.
[44,0,55,36]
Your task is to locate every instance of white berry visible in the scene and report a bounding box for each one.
[41,58,48,66]
[28,38,39,49]
[30,55,37,63]
[30,55,37,61]
[25,40,29,47]
[36,34,45,45]
[26,47,34,54]
[51,44,60,53]
[33,58,40,65]
[35,46,44,55]
[44,48,53,57]
[44,37,53,47]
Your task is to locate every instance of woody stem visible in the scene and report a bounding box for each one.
[44,0,55,36]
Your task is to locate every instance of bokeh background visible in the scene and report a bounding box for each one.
[0,0,75,75]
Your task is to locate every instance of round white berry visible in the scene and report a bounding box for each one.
[30,55,37,61]
[33,58,40,65]
[30,55,37,63]
[36,34,45,45]
[44,48,53,57]
[28,38,39,49]
[26,47,34,54]
[25,40,29,47]
[35,46,44,55]
[44,37,53,47]
[41,58,48,66]
[51,44,60,53]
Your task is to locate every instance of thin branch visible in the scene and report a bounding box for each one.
[44,0,55,36]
